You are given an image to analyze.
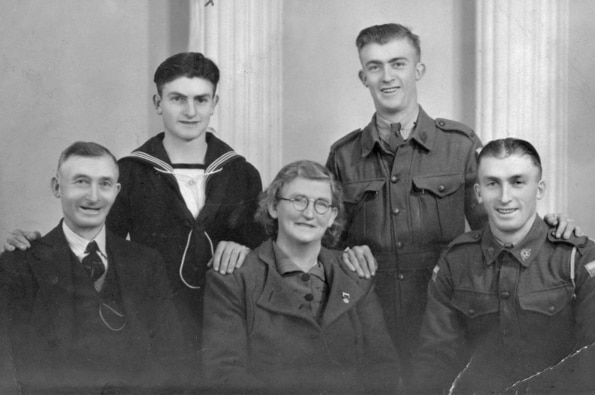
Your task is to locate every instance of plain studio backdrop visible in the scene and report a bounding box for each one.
[1,0,594,237]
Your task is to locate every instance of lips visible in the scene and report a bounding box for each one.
[381,86,400,94]
[496,208,517,215]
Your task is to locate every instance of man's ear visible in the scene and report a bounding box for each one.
[115,182,122,196]
[474,183,483,204]
[536,179,546,200]
[51,176,61,198]
[153,94,163,115]
[358,70,368,87]
[211,94,219,115]
[415,62,426,81]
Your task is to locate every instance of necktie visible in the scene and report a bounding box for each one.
[389,122,401,152]
[82,241,105,282]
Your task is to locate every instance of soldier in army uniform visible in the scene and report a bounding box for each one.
[325,23,577,380]
[411,138,595,393]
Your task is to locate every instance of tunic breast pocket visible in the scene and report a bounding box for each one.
[518,284,574,316]
[412,173,466,241]
[342,179,385,245]
[450,289,499,335]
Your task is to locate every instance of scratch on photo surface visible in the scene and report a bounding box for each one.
[504,340,595,392]
[448,356,473,395]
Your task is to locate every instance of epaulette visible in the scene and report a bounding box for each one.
[547,231,590,253]
[448,229,483,248]
[330,128,362,151]
[435,118,476,139]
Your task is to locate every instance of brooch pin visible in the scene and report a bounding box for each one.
[520,248,532,261]
[342,292,350,304]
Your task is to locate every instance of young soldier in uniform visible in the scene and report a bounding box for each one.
[326,23,578,379]
[411,138,595,393]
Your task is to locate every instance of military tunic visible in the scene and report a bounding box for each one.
[326,106,486,375]
[412,216,595,393]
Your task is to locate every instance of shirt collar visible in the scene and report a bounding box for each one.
[62,221,107,260]
[481,216,547,267]
[272,242,326,281]
[361,105,433,157]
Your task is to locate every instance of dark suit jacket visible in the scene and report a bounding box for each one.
[0,223,187,394]
[202,239,400,394]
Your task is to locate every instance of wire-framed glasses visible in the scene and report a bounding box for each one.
[279,195,333,215]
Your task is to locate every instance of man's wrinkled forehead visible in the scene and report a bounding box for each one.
[58,154,119,179]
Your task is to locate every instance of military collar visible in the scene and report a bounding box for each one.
[272,241,326,281]
[481,216,547,267]
[359,106,435,157]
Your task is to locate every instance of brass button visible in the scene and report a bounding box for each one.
[438,185,446,192]
[500,291,510,300]
[468,309,475,315]
[393,208,400,215]
[391,176,399,183]
[396,242,403,249]
[398,273,405,280]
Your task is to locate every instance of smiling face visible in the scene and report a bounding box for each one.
[52,155,120,240]
[358,38,425,120]
[268,177,338,250]
[153,76,219,144]
[474,154,545,244]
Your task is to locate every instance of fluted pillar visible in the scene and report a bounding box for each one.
[476,0,569,214]
[189,0,283,184]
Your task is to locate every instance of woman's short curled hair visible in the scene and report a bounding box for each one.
[255,160,344,247]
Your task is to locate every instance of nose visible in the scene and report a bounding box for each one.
[184,100,197,117]
[301,201,315,219]
[499,184,512,204]
[87,183,99,202]
[382,64,396,82]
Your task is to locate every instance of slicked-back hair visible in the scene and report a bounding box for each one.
[255,160,344,247]
[478,138,543,179]
[57,141,118,176]
[356,23,421,61]
[153,52,220,96]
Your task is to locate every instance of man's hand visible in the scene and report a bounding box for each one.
[341,245,377,279]
[3,229,41,252]
[208,241,251,274]
[544,213,584,239]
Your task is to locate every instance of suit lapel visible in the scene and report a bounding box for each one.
[28,224,76,340]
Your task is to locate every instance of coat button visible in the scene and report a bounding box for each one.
[438,120,445,127]
[500,291,511,300]
[438,185,446,192]
[391,175,399,183]
[304,294,314,302]
[468,309,475,316]
[396,241,403,249]
[398,273,405,280]
[301,273,310,282]
[393,208,400,215]
[549,305,556,313]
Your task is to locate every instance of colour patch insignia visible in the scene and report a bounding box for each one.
[432,265,440,282]
[585,260,595,278]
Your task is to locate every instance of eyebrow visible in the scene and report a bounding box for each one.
[167,91,211,99]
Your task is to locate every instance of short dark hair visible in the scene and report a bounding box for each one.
[478,138,542,178]
[57,141,118,174]
[255,160,344,247]
[356,23,421,60]
[153,52,220,96]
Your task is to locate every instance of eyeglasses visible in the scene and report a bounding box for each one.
[279,196,333,215]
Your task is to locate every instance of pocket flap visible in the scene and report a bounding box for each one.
[518,285,573,316]
[343,179,385,203]
[450,289,499,318]
[413,174,465,198]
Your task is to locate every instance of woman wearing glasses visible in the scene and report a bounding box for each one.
[202,160,399,393]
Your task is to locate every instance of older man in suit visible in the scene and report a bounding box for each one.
[0,142,186,394]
